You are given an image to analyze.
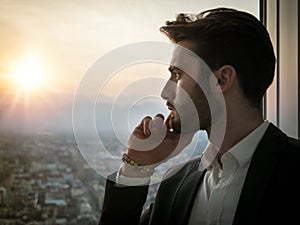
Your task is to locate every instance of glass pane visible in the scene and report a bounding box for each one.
[0,1,258,224]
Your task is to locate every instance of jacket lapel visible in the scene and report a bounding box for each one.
[233,123,287,225]
[169,163,206,225]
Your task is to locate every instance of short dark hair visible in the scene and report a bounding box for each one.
[160,7,276,108]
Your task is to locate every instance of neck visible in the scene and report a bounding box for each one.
[207,106,263,155]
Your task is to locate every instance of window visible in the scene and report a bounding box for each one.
[8,1,300,224]
[263,0,299,138]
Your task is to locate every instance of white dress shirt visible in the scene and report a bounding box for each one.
[188,121,269,225]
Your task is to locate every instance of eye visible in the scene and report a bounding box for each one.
[171,71,181,82]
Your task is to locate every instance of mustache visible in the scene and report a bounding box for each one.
[166,101,175,110]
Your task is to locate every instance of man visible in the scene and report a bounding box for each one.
[98,8,300,225]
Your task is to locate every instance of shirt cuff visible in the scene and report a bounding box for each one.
[116,167,151,186]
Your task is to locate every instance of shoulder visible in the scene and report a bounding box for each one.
[264,124,300,171]
[265,123,300,157]
[282,136,300,161]
[286,136,300,150]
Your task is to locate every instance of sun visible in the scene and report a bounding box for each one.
[12,56,46,91]
[4,53,53,114]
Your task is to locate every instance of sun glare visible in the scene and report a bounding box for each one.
[4,54,53,113]
[12,56,46,91]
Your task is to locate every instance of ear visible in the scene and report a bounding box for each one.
[214,65,237,92]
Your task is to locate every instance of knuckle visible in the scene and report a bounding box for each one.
[155,114,164,120]
[144,116,152,120]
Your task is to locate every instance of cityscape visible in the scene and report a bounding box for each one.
[0,131,207,225]
[0,1,260,224]
[0,132,103,225]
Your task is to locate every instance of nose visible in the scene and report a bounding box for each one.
[161,80,175,101]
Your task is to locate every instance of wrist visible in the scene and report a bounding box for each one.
[121,153,155,178]
[120,165,152,178]
[126,149,155,166]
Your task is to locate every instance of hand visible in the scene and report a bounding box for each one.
[126,114,195,167]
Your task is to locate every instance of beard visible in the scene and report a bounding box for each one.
[169,109,200,134]
[169,111,181,133]
[168,103,211,135]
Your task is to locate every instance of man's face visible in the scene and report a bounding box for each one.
[161,40,212,134]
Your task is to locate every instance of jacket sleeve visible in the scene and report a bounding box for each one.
[98,173,150,225]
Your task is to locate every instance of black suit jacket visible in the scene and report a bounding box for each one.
[99,124,300,225]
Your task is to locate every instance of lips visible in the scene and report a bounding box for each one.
[166,102,176,130]
[166,102,175,111]
[166,102,177,119]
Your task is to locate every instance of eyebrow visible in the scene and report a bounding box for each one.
[168,66,183,73]
[168,66,175,72]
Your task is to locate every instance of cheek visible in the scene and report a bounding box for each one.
[173,79,194,104]
[191,85,210,112]
[173,86,191,108]
[173,77,209,116]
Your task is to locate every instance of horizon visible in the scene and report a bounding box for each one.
[0,0,258,134]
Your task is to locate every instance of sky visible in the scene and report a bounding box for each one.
[0,0,258,133]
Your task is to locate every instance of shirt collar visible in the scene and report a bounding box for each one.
[199,143,219,170]
[200,120,270,170]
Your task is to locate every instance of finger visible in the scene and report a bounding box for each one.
[149,114,166,137]
[137,115,151,127]
[142,116,152,136]
[136,116,151,130]
[150,114,164,129]
[155,113,164,120]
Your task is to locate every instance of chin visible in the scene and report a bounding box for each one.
[171,120,198,134]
